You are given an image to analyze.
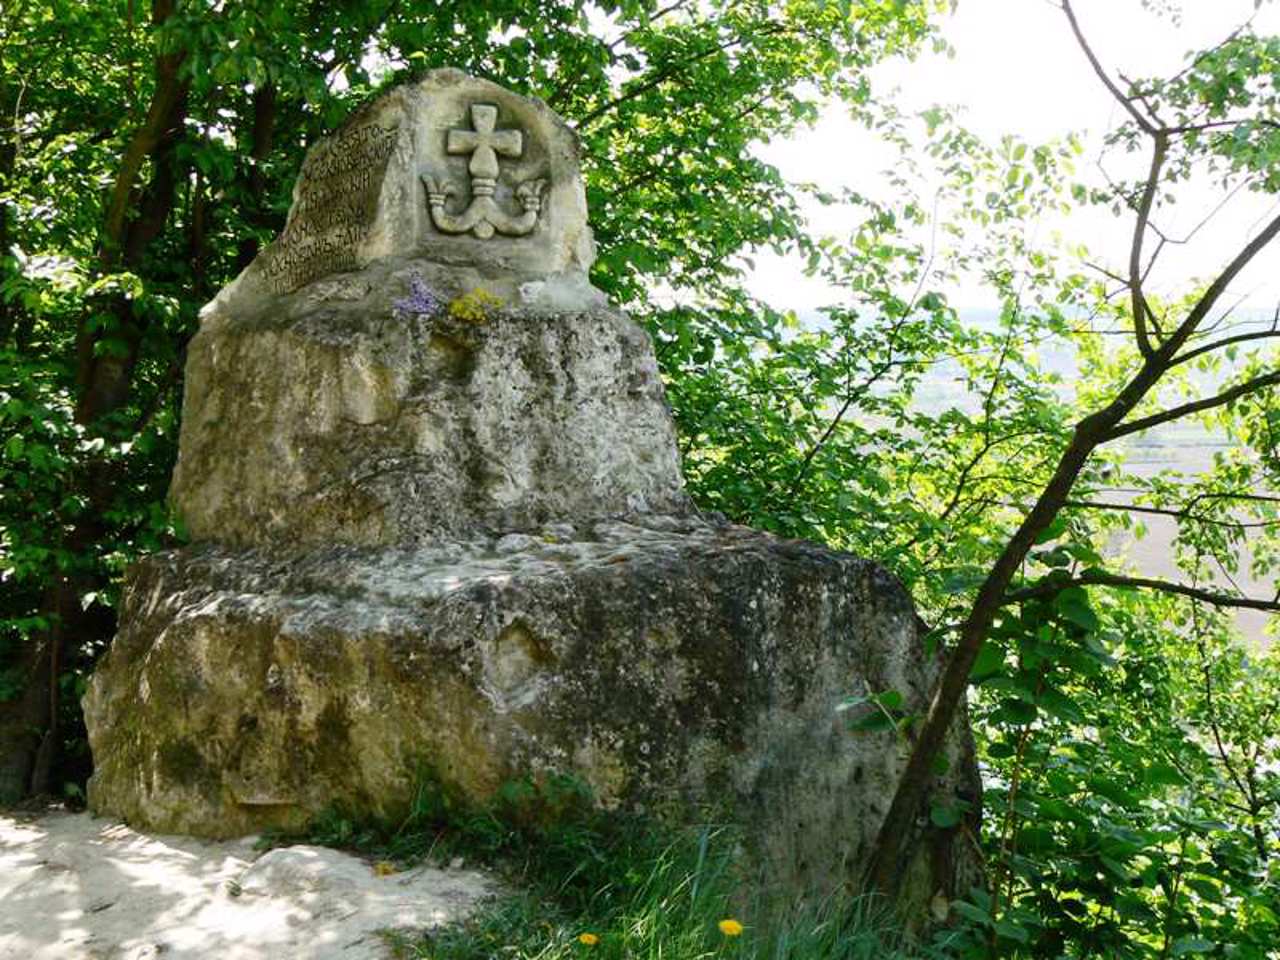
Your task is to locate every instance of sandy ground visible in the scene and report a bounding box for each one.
[0,810,496,960]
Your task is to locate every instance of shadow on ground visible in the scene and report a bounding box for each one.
[0,809,495,959]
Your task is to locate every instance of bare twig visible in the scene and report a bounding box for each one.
[785,190,943,499]
[1172,306,1280,367]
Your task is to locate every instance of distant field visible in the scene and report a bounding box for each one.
[1119,431,1271,644]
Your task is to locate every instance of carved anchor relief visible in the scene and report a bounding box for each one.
[423,103,546,240]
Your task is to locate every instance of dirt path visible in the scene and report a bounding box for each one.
[0,810,496,959]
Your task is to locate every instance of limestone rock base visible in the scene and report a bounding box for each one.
[170,263,689,548]
[84,519,979,903]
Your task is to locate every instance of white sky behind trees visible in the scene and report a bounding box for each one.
[750,0,1280,312]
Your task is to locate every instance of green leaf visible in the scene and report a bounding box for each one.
[1034,516,1068,544]
[1089,776,1138,807]
[1033,546,1072,568]
[1037,688,1084,723]
[993,698,1038,725]
[1054,587,1099,632]
[930,802,962,828]
[994,919,1031,944]
[1184,876,1223,903]
[952,900,992,927]
[846,711,896,733]
[1144,761,1186,787]
[1099,855,1130,880]
[942,569,986,594]
[1015,826,1056,854]
[875,689,904,711]
[1035,797,1080,822]
[1172,937,1215,956]
[970,641,1005,679]
[986,739,1017,759]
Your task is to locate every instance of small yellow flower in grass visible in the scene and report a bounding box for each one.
[718,919,744,937]
[577,932,600,946]
[372,861,397,876]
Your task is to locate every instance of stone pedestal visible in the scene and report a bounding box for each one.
[170,259,688,547]
[84,68,982,912]
[85,519,980,905]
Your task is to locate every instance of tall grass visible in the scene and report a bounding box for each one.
[397,827,935,960]
[289,769,941,960]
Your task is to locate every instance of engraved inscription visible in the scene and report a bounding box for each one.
[259,122,400,293]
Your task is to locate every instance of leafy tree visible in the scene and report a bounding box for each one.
[665,0,1280,951]
[863,0,1280,906]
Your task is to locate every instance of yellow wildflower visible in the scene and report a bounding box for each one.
[718,919,744,937]
[373,861,397,876]
[447,287,503,323]
[577,932,600,946]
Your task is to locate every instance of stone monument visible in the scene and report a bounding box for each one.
[84,69,980,912]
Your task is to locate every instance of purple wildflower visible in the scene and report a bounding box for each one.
[392,273,443,320]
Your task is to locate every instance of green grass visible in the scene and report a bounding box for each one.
[393,826,936,960]
[394,875,930,960]
[278,769,944,960]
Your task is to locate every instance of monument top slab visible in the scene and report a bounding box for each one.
[244,69,595,296]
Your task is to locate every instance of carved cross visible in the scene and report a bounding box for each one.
[446,104,522,180]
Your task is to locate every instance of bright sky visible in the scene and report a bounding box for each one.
[750,0,1280,312]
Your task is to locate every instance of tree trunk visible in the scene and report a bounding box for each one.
[0,576,82,801]
[864,429,1100,895]
[0,609,52,802]
[235,83,278,271]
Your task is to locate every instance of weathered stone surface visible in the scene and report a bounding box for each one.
[236,67,594,300]
[170,259,688,547]
[84,519,980,904]
[167,69,654,547]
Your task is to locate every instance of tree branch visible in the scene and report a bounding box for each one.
[1172,307,1280,367]
[1129,133,1166,356]
[1062,498,1280,529]
[1190,601,1256,808]
[1166,118,1280,136]
[786,192,942,501]
[100,0,188,268]
[1117,71,1165,128]
[1005,570,1280,612]
[863,0,1280,900]
[576,24,785,129]
[607,0,693,53]
[1161,209,1280,357]
[1105,368,1280,440]
[1062,0,1156,135]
